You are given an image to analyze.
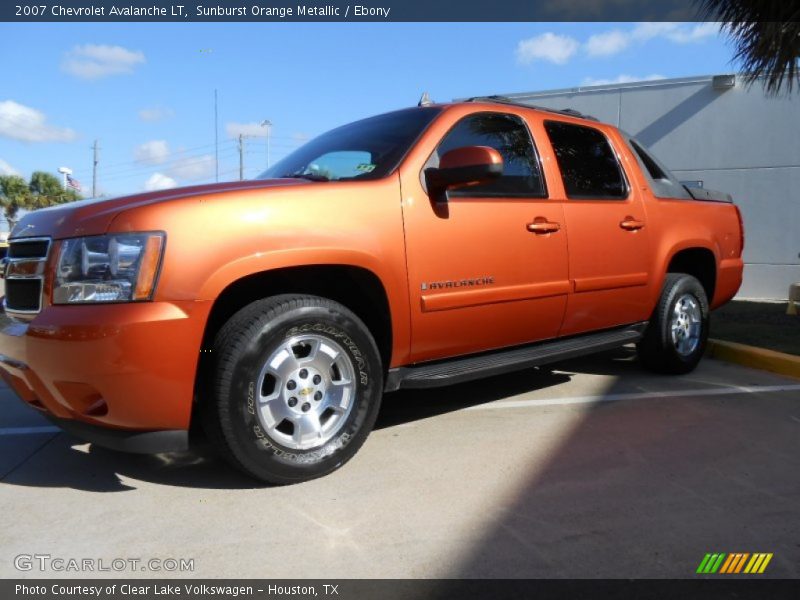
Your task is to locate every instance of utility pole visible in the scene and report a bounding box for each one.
[260,119,272,169]
[92,139,99,198]
[214,89,219,183]
[238,134,244,181]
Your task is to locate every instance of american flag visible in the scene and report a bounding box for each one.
[66,174,81,191]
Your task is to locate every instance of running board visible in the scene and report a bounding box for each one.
[385,322,648,391]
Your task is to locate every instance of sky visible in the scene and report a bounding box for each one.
[0,22,738,204]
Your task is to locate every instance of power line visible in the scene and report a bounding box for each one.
[91,149,240,184]
[83,139,235,172]
[73,147,239,180]
[71,141,238,178]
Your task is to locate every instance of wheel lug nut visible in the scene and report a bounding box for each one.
[286,380,297,390]
[299,369,308,379]
[313,374,321,384]
[314,391,322,401]
[301,402,311,412]
[288,397,297,407]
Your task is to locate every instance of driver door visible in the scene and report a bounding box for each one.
[399,110,570,363]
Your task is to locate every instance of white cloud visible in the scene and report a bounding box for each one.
[134,140,170,165]
[144,172,177,192]
[630,22,679,42]
[577,22,722,61]
[632,22,719,44]
[585,30,630,57]
[169,154,214,180]
[581,74,666,87]
[516,32,580,65]
[664,22,719,44]
[225,121,272,138]
[62,44,145,80]
[0,158,19,176]
[0,100,77,143]
[138,107,174,122]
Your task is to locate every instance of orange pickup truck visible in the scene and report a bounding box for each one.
[0,98,744,483]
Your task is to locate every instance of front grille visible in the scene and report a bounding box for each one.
[5,279,42,311]
[3,237,51,317]
[8,240,50,259]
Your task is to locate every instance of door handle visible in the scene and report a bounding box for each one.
[527,218,561,234]
[620,217,645,231]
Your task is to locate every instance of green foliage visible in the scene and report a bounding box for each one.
[0,175,31,227]
[0,171,82,230]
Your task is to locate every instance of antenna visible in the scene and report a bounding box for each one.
[418,91,433,107]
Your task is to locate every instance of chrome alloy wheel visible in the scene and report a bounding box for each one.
[670,293,702,357]
[255,334,356,450]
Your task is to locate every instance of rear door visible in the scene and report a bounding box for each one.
[399,110,570,363]
[542,120,653,336]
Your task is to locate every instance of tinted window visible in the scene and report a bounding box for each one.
[630,140,667,180]
[626,136,691,200]
[257,107,441,182]
[544,121,627,199]
[432,113,546,197]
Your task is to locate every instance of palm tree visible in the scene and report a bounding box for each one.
[700,0,800,93]
[0,175,31,231]
[0,172,81,231]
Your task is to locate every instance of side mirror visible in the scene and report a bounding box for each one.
[425,146,503,199]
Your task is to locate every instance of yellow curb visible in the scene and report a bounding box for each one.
[707,339,800,380]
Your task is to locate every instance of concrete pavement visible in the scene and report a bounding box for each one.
[1,349,799,578]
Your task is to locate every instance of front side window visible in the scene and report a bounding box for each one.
[544,121,627,199]
[430,112,546,197]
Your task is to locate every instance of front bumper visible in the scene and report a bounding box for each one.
[0,300,212,451]
[43,414,188,453]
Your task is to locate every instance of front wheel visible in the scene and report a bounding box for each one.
[637,273,710,374]
[202,295,383,484]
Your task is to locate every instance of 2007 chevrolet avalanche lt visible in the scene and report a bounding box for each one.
[0,98,744,483]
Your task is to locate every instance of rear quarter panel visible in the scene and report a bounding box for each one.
[608,130,743,310]
[646,198,744,308]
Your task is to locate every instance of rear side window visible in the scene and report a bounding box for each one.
[432,112,546,197]
[544,121,627,199]
[630,140,667,180]
[626,137,691,199]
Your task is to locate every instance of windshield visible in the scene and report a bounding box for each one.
[256,107,442,182]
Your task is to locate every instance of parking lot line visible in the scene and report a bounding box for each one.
[463,383,800,412]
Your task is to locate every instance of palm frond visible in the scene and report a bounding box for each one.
[699,0,800,94]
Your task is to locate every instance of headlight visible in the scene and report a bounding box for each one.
[53,232,165,304]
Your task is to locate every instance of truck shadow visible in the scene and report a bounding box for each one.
[427,360,800,580]
[0,352,643,492]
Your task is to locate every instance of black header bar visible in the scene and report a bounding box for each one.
[5,579,800,600]
[3,1,705,22]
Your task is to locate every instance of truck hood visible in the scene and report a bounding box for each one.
[10,179,307,240]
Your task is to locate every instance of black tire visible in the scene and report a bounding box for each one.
[201,294,383,484]
[637,273,710,374]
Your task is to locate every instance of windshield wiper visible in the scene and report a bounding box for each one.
[280,173,330,182]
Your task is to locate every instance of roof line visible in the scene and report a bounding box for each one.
[463,95,600,122]
[492,73,737,99]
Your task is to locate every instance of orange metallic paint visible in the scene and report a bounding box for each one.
[399,104,571,362]
[0,102,743,434]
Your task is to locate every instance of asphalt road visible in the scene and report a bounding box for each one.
[1,349,799,579]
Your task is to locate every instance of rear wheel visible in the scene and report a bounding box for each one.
[202,295,383,484]
[637,273,709,374]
